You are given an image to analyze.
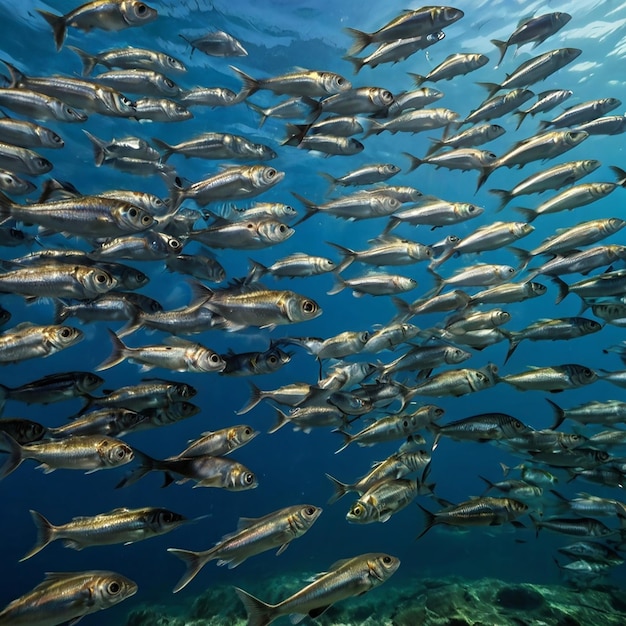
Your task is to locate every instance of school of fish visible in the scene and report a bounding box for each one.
[1,1,626,625]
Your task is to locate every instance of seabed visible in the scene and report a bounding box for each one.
[124,575,626,626]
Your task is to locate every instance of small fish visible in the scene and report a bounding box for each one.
[175,425,259,458]
[0,571,137,624]
[180,30,247,57]
[430,413,532,448]
[0,371,103,406]
[410,53,489,85]
[168,504,321,591]
[0,418,48,445]
[347,478,421,523]
[235,553,399,625]
[329,272,417,297]
[513,89,573,129]
[0,323,83,364]
[500,364,597,392]
[38,0,158,50]
[220,345,292,376]
[21,506,189,560]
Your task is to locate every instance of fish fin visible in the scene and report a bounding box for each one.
[20,510,57,561]
[343,27,372,56]
[307,605,332,619]
[488,188,513,212]
[275,542,290,556]
[402,151,423,173]
[325,472,350,503]
[545,398,566,429]
[267,407,291,434]
[408,73,426,88]
[490,39,508,67]
[229,65,260,99]
[290,192,318,226]
[236,381,263,415]
[167,548,210,593]
[234,586,276,626]
[67,45,99,76]
[36,9,66,51]
[342,54,364,75]
[333,429,353,454]
[476,81,501,99]
[115,448,156,489]
[327,275,346,296]
[415,503,436,540]
[94,328,129,371]
[512,206,537,223]
[62,539,84,550]
[503,334,521,365]
[82,130,108,166]
[0,431,23,480]
[551,276,570,305]
[151,137,175,162]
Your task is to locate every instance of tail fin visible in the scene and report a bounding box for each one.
[51,299,70,324]
[114,448,156,489]
[490,39,508,66]
[409,73,427,87]
[609,165,626,187]
[20,510,57,561]
[513,110,529,131]
[36,9,66,51]
[476,81,501,99]
[290,192,319,226]
[246,259,269,284]
[82,130,109,166]
[488,189,514,213]
[325,473,351,504]
[343,54,365,75]
[503,332,522,365]
[236,382,263,415]
[229,65,261,99]
[343,27,372,56]
[551,276,570,305]
[167,548,212,593]
[546,398,566,430]
[333,429,354,454]
[511,206,537,223]
[415,503,437,540]
[234,586,276,626]
[319,172,338,195]
[0,431,23,479]
[67,46,99,76]
[403,151,424,173]
[0,190,15,224]
[151,137,175,162]
[267,407,291,434]
[95,329,129,371]
[325,241,356,273]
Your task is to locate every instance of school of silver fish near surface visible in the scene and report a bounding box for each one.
[0,1,626,624]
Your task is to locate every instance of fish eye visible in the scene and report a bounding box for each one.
[507,268,515,273]
[383,556,392,564]
[169,239,181,249]
[114,447,127,458]
[305,506,316,515]
[129,207,138,217]
[514,420,523,429]
[279,224,287,232]
[135,3,148,15]
[382,90,392,100]
[37,158,48,168]
[0,174,13,184]
[302,300,316,313]
[268,355,277,364]
[141,215,152,225]
[267,168,277,178]
[449,236,460,242]
[244,472,254,484]
[351,505,363,517]
[95,273,107,283]
[468,206,476,212]
[571,434,581,441]
[60,327,72,338]
[175,105,187,114]
[599,451,609,460]
[165,79,174,88]
[108,581,121,594]
[403,420,409,428]
[435,408,444,416]
[52,133,62,143]
[336,77,345,85]
[246,222,255,229]
[121,97,132,106]
[244,427,252,435]
[210,353,221,363]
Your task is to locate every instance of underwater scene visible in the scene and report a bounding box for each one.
[2,0,626,624]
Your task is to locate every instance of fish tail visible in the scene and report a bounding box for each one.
[325,241,355,273]
[408,72,426,87]
[478,475,496,495]
[511,206,537,223]
[1,59,25,88]
[0,190,15,224]
[67,45,99,76]
[513,110,528,131]
[490,39,508,66]
[234,586,276,626]
[324,472,350,503]
[326,275,346,296]
[318,172,338,195]
[476,81,500,99]
[342,54,364,75]
[503,333,521,365]
[165,174,187,210]
[425,137,444,157]
[116,312,144,339]
[51,298,70,324]
[267,407,291,434]
[167,548,212,593]
[546,398,566,429]
[551,276,570,305]
[475,165,495,192]
[0,431,23,480]
[236,381,264,415]
[281,123,307,147]
[333,429,353,454]
[609,165,626,186]
[151,137,175,162]
[246,258,268,283]
[415,503,436,540]
[36,9,66,51]
[537,119,551,132]
[20,510,58,561]
[390,297,412,323]
[427,268,444,297]
[500,462,511,477]
[0,383,7,413]
[363,119,383,139]
[343,27,372,56]
[290,191,318,226]
[229,65,260,99]
[82,130,108,166]
[115,447,156,489]
[381,217,401,235]
[95,329,130,371]
[488,188,513,212]
[402,151,423,173]
[246,101,269,128]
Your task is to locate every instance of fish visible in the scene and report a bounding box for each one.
[21,506,189,560]
[410,53,489,85]
[346,478,421,523]
[0,323,83,365]
[47,408,149,439]
[0,432,134,479]
[0,570,137,624]
[0,418,48,445]
[430,413,532,448]
[38,0,158,50]
[320,163,401,191]
[462,89,535,126]
[513,88,573,129]
[220,344,292,377]
[344,6,464,55]
[500,364,598,392]
[235,552,399,625]
[538,98,621,131]
[168,504,322,592]
[491,12,572,65]
[180,30,247,57]
[175,425,259,458]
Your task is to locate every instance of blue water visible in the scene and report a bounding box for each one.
[1,0,625,624]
